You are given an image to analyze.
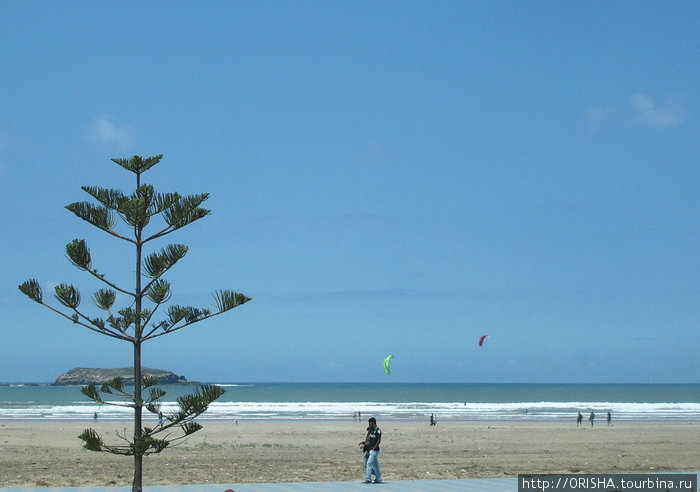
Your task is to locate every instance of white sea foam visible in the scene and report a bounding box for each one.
[2,400,698,421]
[2,383,697,421]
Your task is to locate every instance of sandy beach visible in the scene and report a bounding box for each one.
[0,421,697,487]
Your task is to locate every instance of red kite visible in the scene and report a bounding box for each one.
[479,334,489,347]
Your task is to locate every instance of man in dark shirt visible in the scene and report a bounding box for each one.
[360,417,382,483]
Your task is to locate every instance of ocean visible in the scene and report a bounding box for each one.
[0,383,698,422]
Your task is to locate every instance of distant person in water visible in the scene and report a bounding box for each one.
[93,411,98,422]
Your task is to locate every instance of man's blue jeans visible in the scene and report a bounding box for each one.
[365,449,381,482]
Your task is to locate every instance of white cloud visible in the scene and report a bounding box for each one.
[629,93,685,128]
[88,117,135,148]
[586,93,685,131]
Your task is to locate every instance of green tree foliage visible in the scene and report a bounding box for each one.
[19,155,251,492]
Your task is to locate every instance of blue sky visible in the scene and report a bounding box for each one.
[1,2,697,383]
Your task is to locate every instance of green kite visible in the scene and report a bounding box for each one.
[383,354,394,375]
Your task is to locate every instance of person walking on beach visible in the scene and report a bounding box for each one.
[589,411,595,427]
[359,417,382,484]
[606,411,611,426]
[576,412,583,426]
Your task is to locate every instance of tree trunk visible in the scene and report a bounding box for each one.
[132,341,143,492]
[133,454,143,492]
[133,181,144,492]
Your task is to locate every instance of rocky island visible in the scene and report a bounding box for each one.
[54,367,192,386]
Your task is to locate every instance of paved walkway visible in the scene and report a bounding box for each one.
[2,473,698,492]
[1,479,516,492]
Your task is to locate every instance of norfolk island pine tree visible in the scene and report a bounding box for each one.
[19,154,251,492]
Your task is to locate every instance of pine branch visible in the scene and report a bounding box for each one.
[65,201,117,231]
[145,430,188,451]
[81,383,105,404]
[17,284,132,341]
[81,186,127,211]
[65,239,92,271]
[73,306,133,340]
[139,307,155,330]
[81,183,174,245]
[214,289,252,313]
[54,283,80,309]
[65,240,136,297]
[142,374,161,389]
[148,192,181,216]
[86,267,136,298]
[20,280,131,340]
[78,428,105,452]
[143,291,251,341]
[136,385,225,449]
[118,195,151,229]
[111,154,163,174]
[145,279,171,304]
[143,193,211,243]
[180,421,203,436]
[19,279,43,303]
[79,428,134,455]
[85,185,181,231]
[101,376,127,395]
[146,387,166,403]
[81,379,136,411]
[92,289,116,311]
[64,200,141,244]
[173,385,225,422]
[143,305,208,340]
[162,193,210,227]
[142,319,168,340]
[106,307,137,334]
[142,244,188,279]
[134,435,170,455]
[141,280,171,340]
